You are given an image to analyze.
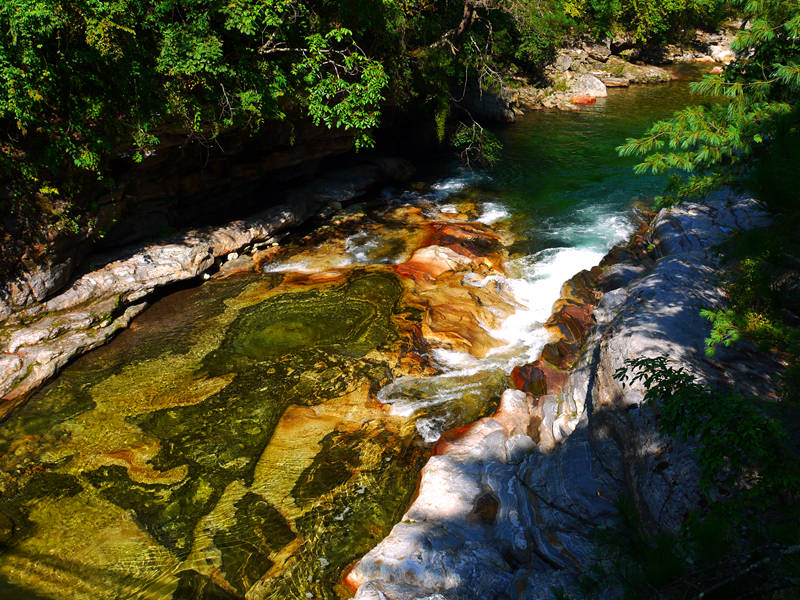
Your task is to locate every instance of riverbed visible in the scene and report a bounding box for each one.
[0,66,710,600]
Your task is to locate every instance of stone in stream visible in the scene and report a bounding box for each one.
[349,194,779,600]
[568,95,597,105]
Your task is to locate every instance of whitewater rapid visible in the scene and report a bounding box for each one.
[378,172,636,442]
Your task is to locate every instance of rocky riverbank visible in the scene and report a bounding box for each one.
[0,20,739,419]
[347,192,778,600]
[467,24,737,119]
[0,159,413,419]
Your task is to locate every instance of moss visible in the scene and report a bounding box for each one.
[291,429,362,506]
[261,425,428,599]
[0,471,83,548]
[86,465,222,556]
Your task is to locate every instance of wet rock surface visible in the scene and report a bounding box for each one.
[349,193,777,600]
[0,160,413,418]
[0,188,528,600]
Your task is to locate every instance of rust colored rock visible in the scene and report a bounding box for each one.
[540,339,582,370]
[569,95,597,105]
[560,269,601,304]
[511,360,569,397]
[397,245,475,279]
[546,302,595,342]
[432,422,477,456]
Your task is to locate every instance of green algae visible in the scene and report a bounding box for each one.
[291,428,362,506]
[222,271,400,362]
[0,269,418,599]
[255,424,428,600]
[213,492,294,595]
[172,570,238,600]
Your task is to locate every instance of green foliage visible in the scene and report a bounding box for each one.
[450,122,502,167]
[616,356,794,492]
[594,356,800,599]
[566,0,725,43]
[618,0,800,202]
[502,0,575,71]
[0,0,731,272]
[0,0,392,200]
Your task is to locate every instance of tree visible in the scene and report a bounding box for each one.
[618,0,800,205]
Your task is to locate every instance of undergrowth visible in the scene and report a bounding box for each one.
[578,357,800,599]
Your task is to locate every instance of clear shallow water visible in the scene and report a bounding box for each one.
[0,67,711,600]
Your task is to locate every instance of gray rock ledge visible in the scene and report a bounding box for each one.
[349,193,775,600]
[0,159,412,418]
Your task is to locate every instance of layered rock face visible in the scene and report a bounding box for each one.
[0,160,413,419]
[348,193,774,600]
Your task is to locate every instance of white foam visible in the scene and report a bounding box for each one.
[430,177,469,196]
[476,201,511,225]
[262,259,316,273]
[416,415,451,443]
[344,231,379,263]
[378,226,627,442]
[543,207,636,251]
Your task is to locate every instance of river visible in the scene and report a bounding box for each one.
[0,66,708,600]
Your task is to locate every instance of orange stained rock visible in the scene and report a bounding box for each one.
[424,221,503,246]
[252,245,284,268]
[103,444,189,485]
[395,269,516,358]
[431,421,479,456]
[569,95,597,105]
[511,360,570,397]
[398,245,475,279]
[545,301,595,342]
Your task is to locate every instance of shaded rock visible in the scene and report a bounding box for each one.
[463,85,518,123]
[554,53,573,71]
[351,193,777,600]
[597,262,646,291]
[585,43,611,62]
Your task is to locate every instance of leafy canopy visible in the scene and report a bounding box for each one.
[0,0,393,199]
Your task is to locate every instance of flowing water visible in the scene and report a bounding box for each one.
[0,66,711,600]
